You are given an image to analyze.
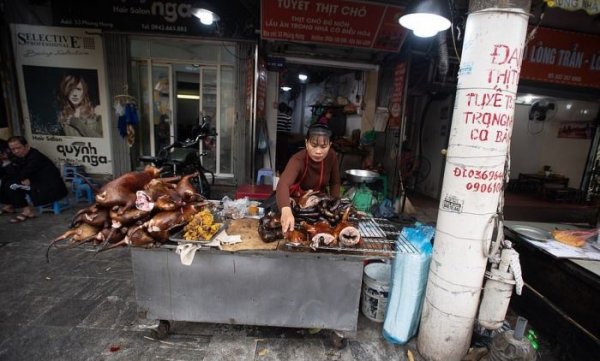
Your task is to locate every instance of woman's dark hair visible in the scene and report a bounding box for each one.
[7,135,27,146]
[306,123,332,139]
[278,102,288,113]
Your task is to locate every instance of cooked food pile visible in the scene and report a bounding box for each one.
[47,166,211,261]
[183,209,222,241]
[258,189,362,250]
[551,229,597,248]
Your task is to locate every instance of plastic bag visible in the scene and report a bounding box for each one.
[383,225,435,344]
[221,196,249,219]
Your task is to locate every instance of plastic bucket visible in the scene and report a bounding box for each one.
[361,262,391,322]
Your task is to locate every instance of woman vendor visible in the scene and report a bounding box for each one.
[276,123,341,233]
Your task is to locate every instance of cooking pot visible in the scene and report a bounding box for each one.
[345,169,380,184]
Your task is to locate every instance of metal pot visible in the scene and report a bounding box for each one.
[345,169,380,184]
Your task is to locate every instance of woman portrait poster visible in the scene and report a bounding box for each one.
[22,65,103,137]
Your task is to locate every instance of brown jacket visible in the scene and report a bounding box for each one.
[276,149,340,209]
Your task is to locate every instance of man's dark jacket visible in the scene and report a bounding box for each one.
[11,148,68,206]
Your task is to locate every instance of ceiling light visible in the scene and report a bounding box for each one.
[280,86,292,92]
[399,0,451,38]
[298,73,308,82]
[177,94,200,100]
[193,8,220,25]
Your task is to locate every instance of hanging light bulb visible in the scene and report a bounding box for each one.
[280,86,292,92]
[399,0,451,38]
[298,72,308,82]
[193,8,220,25]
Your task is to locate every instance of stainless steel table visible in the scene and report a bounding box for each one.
[131,247,366,334]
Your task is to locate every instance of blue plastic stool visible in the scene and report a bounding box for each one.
[256,168,273,185]
[37,198,71,215]
[63,164,85,187]
[74,179,94,204]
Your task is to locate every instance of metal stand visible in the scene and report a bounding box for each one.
[131,248,365,338]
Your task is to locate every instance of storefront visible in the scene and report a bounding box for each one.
[2,0,258,183]
[128,37,238,178]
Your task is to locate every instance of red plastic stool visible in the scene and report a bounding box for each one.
[235,184,273,200]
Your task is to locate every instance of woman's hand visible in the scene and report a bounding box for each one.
[280,206,295,234]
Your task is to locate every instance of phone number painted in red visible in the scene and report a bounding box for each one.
[466,182,503,193]
[453,167,504,181]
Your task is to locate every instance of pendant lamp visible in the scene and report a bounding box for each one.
[399,0,451,38]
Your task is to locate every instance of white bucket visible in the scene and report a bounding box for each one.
[361,262,391,322]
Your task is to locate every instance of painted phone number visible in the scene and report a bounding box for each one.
[466,182,503,193]
[453,167,504,181]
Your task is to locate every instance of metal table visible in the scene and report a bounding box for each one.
[130,218,406,339]
[132,247,365,334]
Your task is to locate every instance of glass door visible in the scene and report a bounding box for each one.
[174,64,200,141]
[131,61,235,177]
[152,64,173,155]
[130,60,151,168]
[219,65,235,175]
[200,68,217,174]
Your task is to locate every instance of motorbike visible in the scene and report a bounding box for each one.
[139,119,217,198]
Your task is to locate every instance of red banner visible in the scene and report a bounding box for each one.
[388,62,406,129]
[245,57,254,121]
[521,27,600,89]
[256,58,267,120]
[260,0,406,52]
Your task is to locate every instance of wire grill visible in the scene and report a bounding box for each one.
[286,217,419,255]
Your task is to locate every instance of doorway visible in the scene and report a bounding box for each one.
[130,60,235,177]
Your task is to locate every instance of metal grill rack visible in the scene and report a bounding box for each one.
[287,217,419,256]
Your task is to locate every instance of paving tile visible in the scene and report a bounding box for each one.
[134,332,210,361]
[202,334,257,361]
[254,338,330,361]
[347,339,407,361]
[354,314,386,342]
[88,329,166,361]
[35,298,104,327]
[0,325,109,361]
[0,296,60,326]
[79,297,138,330]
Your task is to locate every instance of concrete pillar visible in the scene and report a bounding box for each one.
[417,1,532,360]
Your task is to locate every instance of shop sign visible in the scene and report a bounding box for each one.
[388,62,406,129]
[261,0,406,52]
[51,0,223,37]
[521,27,600,89]
[544,0,600,15]
[11,24,113,175]
[266,56,286,71]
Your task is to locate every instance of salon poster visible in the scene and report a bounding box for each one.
[11,24,113,174]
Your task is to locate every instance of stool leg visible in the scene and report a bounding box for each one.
[86,187,93,203]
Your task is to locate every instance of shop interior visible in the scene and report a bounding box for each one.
[273,61,375,171]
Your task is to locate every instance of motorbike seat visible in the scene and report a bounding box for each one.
[169,148,197,163]
[139,155,157,163]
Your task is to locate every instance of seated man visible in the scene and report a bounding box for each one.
[0,139,14,213]
[3,136,68,223]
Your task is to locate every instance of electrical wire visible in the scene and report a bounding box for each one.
[448,0,461,62]
[525,2,547,47]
